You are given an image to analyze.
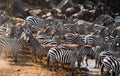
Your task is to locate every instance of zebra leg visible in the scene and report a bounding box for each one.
[47,55,50,68]
[31,50,34,62]
[50,56,56,71]
[94,58,98,68]
[30,48,37,63]
[70,64,75,76]
[54,61,58,71]
[98,57,102,68]
[101,64,110,76]
[13,51,18,64]
[100,63,104,75]
[47,55,51,70]
[77,55,83,68]
[61,63,65,69]
[85,56,88,66]
[38,55,43,64]
[34,52,37,63]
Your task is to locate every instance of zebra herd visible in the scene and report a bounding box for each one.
[0,1,120,76]
[24,14,120,76]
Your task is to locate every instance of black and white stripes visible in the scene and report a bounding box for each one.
[84,34,104,46]
[26,16,53,29]
[47,46,81,75]
[101,56,120,76]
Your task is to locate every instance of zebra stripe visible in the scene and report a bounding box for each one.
[79,45,94,66]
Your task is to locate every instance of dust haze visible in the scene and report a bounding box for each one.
[0,56,10,70]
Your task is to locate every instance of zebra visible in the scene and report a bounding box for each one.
[99,51,120,68]
[101,56,120,76]
[64,33,85,46]
[93,43,112,68]
[0,31,26,64]
[78,42,112,68]
[78,45,94,66]
[84,34,105,48]
[47,46,82,76]
[112,26,120,47]
[26,16,54,29]
[75,20,93,35]
[24,30,58,63]
[105,36,117,51]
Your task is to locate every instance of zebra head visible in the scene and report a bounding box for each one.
[23,29,34,44]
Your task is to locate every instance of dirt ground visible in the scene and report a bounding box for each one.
[0,50,101,76]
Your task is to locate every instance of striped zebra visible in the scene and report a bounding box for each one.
[101,56,120,76]
[84,34,105,47]
[78,45,94,66]
[47,46,82,75]
[24,30,58,63]
[105,36,117,51]
[64,33,85,46]
[99,27,111,38]
[93,43,112,68]
[99,51,120,67]
[0,31,26,64]
[112,26,120,47]
[79,43,112,68]
[26,16,54,29]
